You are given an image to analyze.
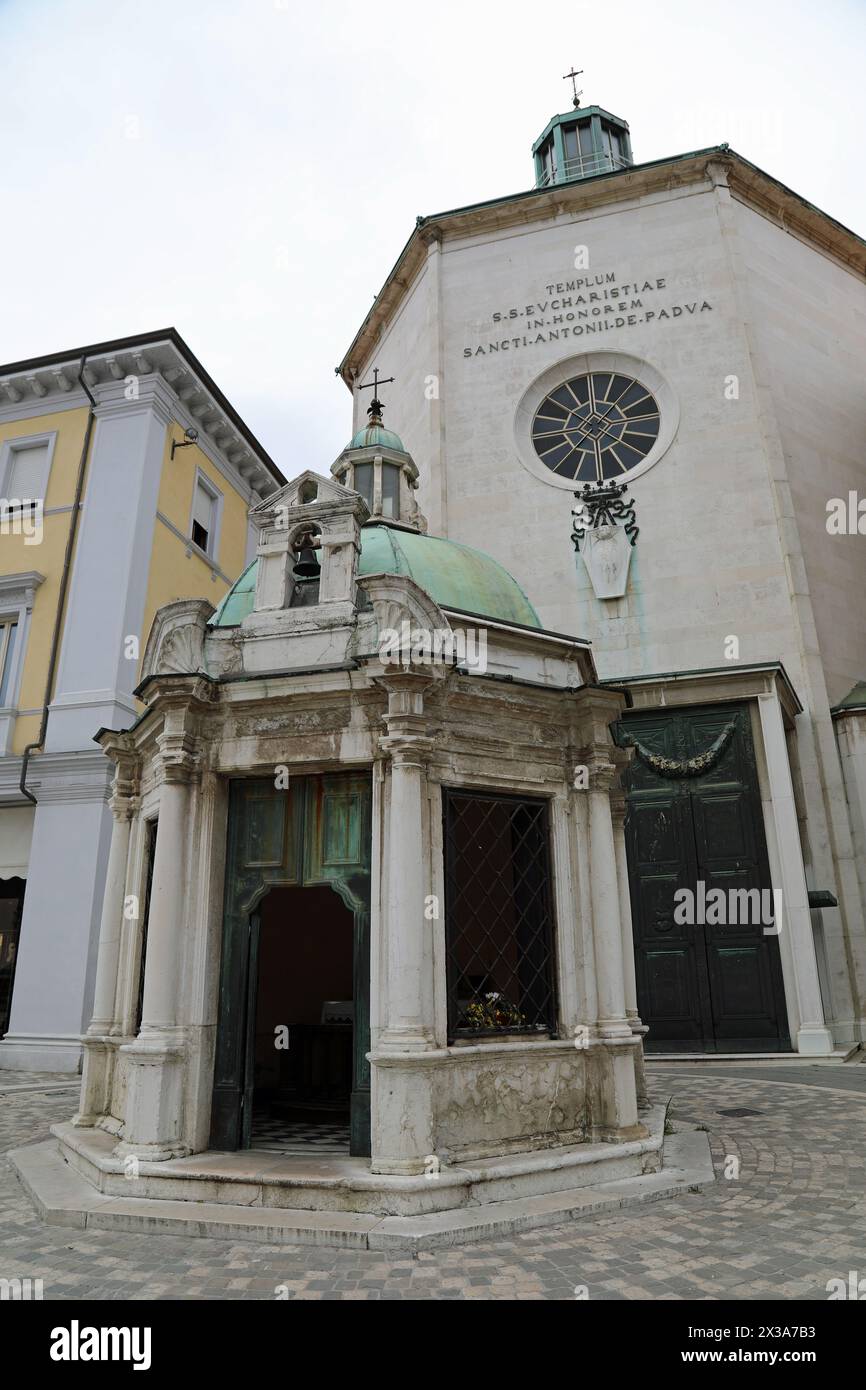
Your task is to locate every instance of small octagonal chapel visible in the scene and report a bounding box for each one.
[55,414,681,1232]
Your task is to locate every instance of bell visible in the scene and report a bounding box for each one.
[292,545,321,579]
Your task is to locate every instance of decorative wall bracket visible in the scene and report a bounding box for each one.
[571,481,639,600]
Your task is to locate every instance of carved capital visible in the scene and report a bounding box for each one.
[98,731,140,819]
[578,741,632,795]
[156,730,200,784]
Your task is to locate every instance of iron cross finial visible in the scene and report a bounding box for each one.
[563,66,584,108]
[358,366,395,419]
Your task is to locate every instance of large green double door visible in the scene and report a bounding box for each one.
[621,704,790,1053]
[209,772,372,1154]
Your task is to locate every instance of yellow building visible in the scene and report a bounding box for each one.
[0,330,284,1070]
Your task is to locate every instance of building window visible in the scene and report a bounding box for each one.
[444,789,556,1039]
[531,371,661,483]
[562,120,594,174]
[537,136,556,186]
[381,463,400,519]
[1,436,53,510]
[353,461,373,510]
[190,472,221,558]
[601,121,626,165]
[0,621,17,707]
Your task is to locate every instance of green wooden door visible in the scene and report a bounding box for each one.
[620,704,790,1053]
[209,772,372,1155]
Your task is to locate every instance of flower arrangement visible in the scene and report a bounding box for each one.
[462,991,526,1030]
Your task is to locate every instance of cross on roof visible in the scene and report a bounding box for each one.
[563,66,584,108]
[358,366,394,419]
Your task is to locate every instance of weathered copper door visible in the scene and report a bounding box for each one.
[209,772,372,1154]
[621,704,790,1053]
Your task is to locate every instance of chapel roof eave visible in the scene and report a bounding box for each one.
[338,146,866,386]
[831,680,866,717]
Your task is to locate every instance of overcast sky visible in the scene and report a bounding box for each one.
[2,0,864,469]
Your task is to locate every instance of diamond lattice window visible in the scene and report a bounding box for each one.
[444,790,556,1039]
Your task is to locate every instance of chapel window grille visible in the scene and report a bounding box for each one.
[443,789,557,1039]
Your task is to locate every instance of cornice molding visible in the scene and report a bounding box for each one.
[0,747,113,805]
[0,334,283,500]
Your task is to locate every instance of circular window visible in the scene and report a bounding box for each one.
[531,372,661,483]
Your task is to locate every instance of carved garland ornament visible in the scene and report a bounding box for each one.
[618,720,737,779]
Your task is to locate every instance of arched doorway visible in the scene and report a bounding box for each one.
[249,884,355,1154]
[210,773,372,1155]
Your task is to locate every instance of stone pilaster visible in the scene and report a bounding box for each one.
[370,668,439,1175]
[115,719,200,1160]
[611,787,649,1111]
[583,750,645,1140]
[76,735,139,1127]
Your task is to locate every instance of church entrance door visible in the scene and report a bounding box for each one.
[209,773,372,1155]
[622,704,790,1053]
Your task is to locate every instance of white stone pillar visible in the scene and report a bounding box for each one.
[586,755,643,1139]
[611,790,649,1110]
[77,737,138,1125]
[758,693,835,1055]
[370,669,439,1175]
[116,725,198,1159]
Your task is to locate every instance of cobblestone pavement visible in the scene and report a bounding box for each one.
[1,1062,864,1300]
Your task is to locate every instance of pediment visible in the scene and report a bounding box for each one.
[250,470,359,518]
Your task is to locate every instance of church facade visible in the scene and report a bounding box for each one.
[338,103,866,1058]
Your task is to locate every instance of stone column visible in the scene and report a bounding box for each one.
[77,736,139,1126]
[116,726,198,1159]
[370,669,439,1175]
[610,790,649,1111]
[586,755,644,1140]
[757,693,835,1055]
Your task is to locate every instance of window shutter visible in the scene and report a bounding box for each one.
[7,444,48,499]
[192,479,216,551]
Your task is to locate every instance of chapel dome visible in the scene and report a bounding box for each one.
[346,420,407,453]
[208,522,541,630]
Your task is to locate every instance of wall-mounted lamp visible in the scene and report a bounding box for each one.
[171,426,199,461]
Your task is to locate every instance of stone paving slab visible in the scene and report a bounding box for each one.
[1,1064,864,1299]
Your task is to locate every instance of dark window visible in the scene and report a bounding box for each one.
[135,819,158,1031]
[532,371,660,483]
[537,136,555,185]
[381,463,400,519]
[0,878,25,1038]
[444,790,556,1039]
[602,122,625,163]
[354,461,373,508]
[563,120,594,171]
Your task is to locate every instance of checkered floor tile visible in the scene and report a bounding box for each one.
[249,1115,350,1154]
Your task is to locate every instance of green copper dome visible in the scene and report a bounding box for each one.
[209,523,541,630]
[346,421,406,452]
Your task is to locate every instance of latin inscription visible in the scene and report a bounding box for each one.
[462,272,713,357]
